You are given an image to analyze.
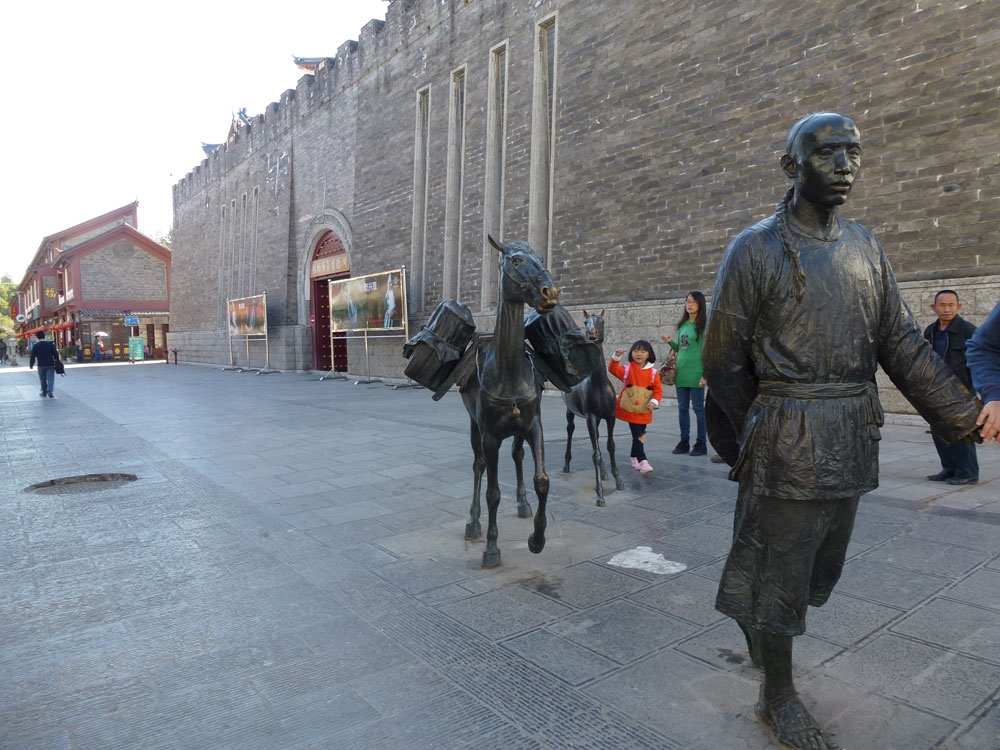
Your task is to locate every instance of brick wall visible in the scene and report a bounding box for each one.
[170,0,1000,407]
[80,241,168,301]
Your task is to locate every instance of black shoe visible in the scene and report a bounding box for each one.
[927,471,954,481]
[672,440,690,455]
[47,393,54,398]
[946,476,978,485]
[690,441,707,456]
[39,392,46,397]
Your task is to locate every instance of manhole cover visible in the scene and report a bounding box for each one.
[24,473,138,495]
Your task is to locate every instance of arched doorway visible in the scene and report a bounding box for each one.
[310,231,350,371]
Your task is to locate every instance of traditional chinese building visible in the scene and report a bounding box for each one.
[14,203,171,359]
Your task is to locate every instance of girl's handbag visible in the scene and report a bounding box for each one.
[618,364,654,413]
[659,350,677,386]
[620,383,653,413]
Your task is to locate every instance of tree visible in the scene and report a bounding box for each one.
[0,275,16,336]
[156,228,173,251]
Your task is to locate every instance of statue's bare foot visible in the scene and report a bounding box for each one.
[756,693,840,750]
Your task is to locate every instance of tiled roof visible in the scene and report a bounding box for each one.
[75,309,169,317]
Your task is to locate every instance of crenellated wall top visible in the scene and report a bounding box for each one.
[173,0,472,200]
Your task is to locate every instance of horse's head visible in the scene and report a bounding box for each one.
[582,309,606,344]
[489,235,559,312]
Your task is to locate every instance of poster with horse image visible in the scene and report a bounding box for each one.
[227,294,267,336]
[329,270,405,332]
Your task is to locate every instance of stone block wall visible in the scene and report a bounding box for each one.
[80,241,168,300]
[170,0,1000,419]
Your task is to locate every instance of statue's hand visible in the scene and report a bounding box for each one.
[976,400,1000,444]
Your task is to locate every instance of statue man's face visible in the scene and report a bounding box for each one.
[783,115,862,209]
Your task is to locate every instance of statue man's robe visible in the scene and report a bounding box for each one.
[705,216,979,501]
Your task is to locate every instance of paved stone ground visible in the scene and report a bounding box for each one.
[1,361,998,749]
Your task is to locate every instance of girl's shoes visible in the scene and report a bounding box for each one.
[630,457,641,470]
[638,460,654,473]
[672,440,690,454]
[690,441,707,456]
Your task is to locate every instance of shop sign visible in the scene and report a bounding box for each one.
[311,253,349,278]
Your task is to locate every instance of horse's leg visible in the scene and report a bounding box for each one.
[607,416,625,491]
[511,436,532,519]
[563,409,575,473]
[465,419,484,540]
[526,419,550,554]
[482,433,503,568]
[592,412,610,481]
[586,413,606,507]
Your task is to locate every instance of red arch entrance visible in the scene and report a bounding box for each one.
[310,231,349,371]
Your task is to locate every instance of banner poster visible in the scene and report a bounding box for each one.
[329,270,404,332]
[42,276,59,312]
[227,294,267,336]
[128,336,145,361]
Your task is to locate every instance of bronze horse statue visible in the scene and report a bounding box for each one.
[461,236,557,568]
[562,310,624,506]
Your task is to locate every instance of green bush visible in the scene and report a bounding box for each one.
[60,345,76,360]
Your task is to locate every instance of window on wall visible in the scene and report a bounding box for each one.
[250,187,259,294]
[239,193,248,296]
[410,86,432,309]
[529,15,557,266]
[229,198,237,300]
[483,42,508,309]
[444,66,467,301]
[218,205,227,328]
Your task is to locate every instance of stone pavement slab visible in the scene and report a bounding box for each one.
[1,361,998,748]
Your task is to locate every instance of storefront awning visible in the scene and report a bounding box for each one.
[75,309,169,317]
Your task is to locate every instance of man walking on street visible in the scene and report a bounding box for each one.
[29,331,60,398]
[923,290,978,484]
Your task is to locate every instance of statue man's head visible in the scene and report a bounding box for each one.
[780,113,861,209]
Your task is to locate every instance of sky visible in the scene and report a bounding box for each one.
[0,0,389,281]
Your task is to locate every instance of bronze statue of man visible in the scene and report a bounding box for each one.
[704,113,981,750]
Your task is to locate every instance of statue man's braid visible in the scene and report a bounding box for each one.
[775,187,806,301]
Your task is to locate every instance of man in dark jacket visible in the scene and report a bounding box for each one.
[923,290,978,484]
[29,331,60,398]
[704,113,981,750]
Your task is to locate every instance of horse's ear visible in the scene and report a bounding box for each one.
[487,234,507,255]
[599,309,606,318]
[583,309,589,319]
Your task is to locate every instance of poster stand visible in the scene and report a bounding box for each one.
[322,267,411,387]
[223,293,277,374]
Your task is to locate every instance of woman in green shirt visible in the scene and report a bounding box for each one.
[661,291,708,456]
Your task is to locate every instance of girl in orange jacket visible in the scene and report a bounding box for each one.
[609,340,663,473]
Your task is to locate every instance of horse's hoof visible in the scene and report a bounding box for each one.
[528,533,546,554]
[481,549,501,568]
[615,479,625,491]
[562,464,571,474]
[516,503,533,519]
[596,497,606,507]
[600,470,609,481]
[465,522,482,540]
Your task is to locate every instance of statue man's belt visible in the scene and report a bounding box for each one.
[758,381,872,399]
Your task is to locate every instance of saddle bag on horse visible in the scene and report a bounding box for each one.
[525,305,602,393]
[403,299,476,392]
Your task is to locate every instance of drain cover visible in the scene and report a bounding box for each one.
[24,473,138,495]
